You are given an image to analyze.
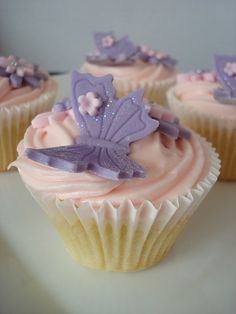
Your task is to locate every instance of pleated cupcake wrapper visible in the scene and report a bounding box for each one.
[23,138,220,272]
[0,88,57,171]
[113,76,176,106]
[80,65,175,106]
[167,88,236,180]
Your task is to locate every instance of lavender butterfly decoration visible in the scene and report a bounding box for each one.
[213,55,236,105]
[86,32,138,66]
[0,56,48,89]
[25,72,159,180]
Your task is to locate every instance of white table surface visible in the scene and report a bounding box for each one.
[0,75,236,314]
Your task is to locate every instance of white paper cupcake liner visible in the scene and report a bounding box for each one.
[167,88,236,180]
[0,86,57,171]
[23,137,220,272]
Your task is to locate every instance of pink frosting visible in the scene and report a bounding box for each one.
[82,60,176,83]
[12,109,211,207]
[0,77,56,108]
[174,73,236,120]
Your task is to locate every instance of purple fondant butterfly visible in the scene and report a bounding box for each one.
[25,72,159,180]
[213,55,236,105]
[86,32,138,66]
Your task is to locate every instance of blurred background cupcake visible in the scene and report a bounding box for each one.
[167,55,236,180]
[12,71,220,272]
[81,32,177,105]
[0,55,57,171]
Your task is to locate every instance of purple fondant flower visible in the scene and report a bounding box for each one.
[1,56,34,77]
[0,55,48,89]
[78,92,103,116]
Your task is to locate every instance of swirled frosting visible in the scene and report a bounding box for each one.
[12,108,211,206]
[0,77,56,108]
[174,74,236,120]
[82,60,176,83]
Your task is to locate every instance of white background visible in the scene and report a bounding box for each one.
[1,0,236,72]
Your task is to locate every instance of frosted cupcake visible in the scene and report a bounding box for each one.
[0,55,57,171]
[81,32,177,105]
[167,55,236,180]
[12,72,220,272]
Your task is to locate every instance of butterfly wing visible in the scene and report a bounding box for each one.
[25,145,145,180]
[100,89,159,148]
[214,55,236,98]
[71,71,116,138]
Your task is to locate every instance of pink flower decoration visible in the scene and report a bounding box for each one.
[147,49,155,57]
[140,46,166,59]
[0,55,34,77]
[140,45,149,53]
[102,35,115,48]
[202,72,217,82]
[191,74,203,81]
[177,72,217,83]
[155,52,167,59]
[177,73,191,82]
[78,92,103,116]
[140,46,156,56]
[224,62,236,77]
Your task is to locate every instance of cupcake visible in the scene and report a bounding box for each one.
[167,55,236,180]
[81,32,177,105]
[12,71,220,272]
[0,55,57,171]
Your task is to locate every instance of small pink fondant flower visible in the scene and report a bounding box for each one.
[202,72,217,82]
[78,92,103,116]
[147,49,155,57]
[102,35,115,48]
[224,62,236,76]
[177,73,191,82]
[140,45,149,53]
[191,73,203,81]
[155,52,167,60]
